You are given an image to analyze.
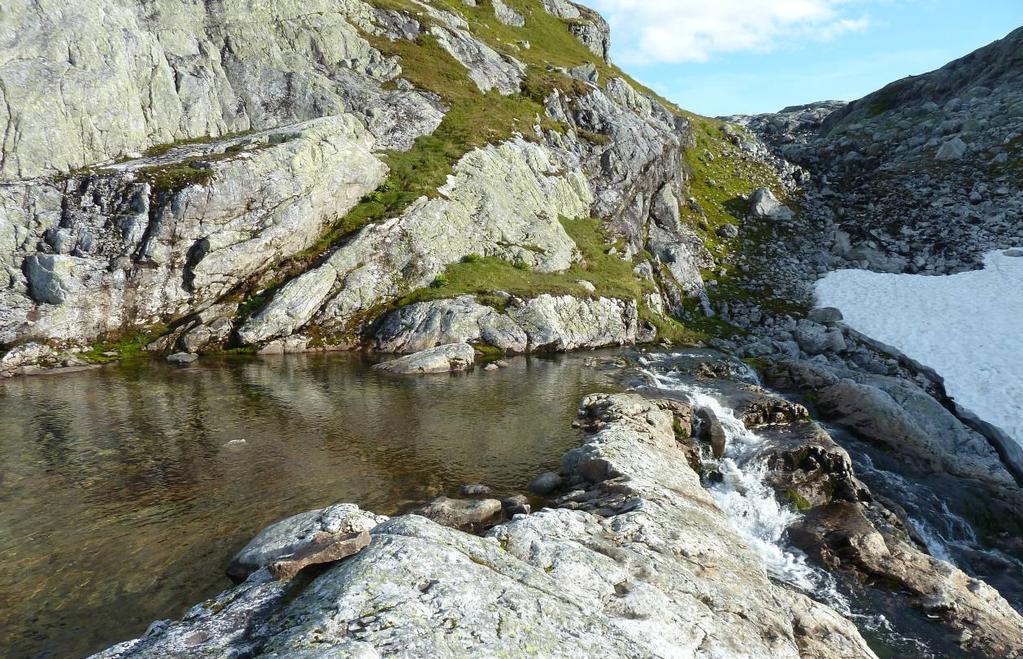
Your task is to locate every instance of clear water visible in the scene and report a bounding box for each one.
[0,352,622,659]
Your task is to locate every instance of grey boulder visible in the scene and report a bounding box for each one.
[373,343,476,375]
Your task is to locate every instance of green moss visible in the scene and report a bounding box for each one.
[138,162,216,194]
[80,325,168,363]
[142,130,254,158]
[400,217,652,306]
[785,490,813,511]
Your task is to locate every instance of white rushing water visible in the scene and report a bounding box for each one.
[816,248,1023,451]
[640,355,934,655]
[640,360,842,598]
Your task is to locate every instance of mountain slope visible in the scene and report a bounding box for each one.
[0,0,792,372]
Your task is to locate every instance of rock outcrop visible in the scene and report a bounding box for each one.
[94,394,876,658]
[238,138,593,346]
[373,294,639,354]
[1,117,387,346]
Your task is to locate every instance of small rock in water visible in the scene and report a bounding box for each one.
[501,494,531,516]
[459,484,492,497]
[483,363,499,372]
[167,352,198,364]
[528,471,562,495]
[224,439,247,448]
[696,407,728,459]
[495,360,510,368]
[373,343,475,375]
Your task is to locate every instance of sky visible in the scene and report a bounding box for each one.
[588,0,1023,116]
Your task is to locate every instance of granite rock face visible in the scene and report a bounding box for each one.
[3,0,718,366]
[238,137,594,345]
[0,0,438,179]
[372,294,639,354]
[1,117,387,346]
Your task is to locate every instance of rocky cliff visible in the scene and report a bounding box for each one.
[1,0,771,373]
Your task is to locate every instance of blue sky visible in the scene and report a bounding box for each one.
[589,0,1023,116]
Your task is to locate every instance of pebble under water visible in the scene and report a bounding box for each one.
[0,352,622,659]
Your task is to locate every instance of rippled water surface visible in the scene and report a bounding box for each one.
[0,352,621,658]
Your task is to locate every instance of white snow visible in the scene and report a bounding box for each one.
[816,248,1023,451]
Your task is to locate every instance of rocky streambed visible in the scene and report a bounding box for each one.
[77,351,1023,658]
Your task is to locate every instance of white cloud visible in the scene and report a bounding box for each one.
[587,0,872,64]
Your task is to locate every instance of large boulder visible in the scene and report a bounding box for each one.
[372,342,476,374]
[816,376,1016,487]
[373,294,640,355]
[748,187,795,221]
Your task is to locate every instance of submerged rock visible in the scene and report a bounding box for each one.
[166,352,198,365]
[696,406,728,458]
[528,471,563,495]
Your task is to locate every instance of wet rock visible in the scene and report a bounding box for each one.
[459,484,492,497]
[501,495,531,516]
[528,471,563,495]
[737,395,810,427]
[98,394,876,658]
[414,496,503,530]
[227,503,385,583]
[755,421,869,507]
[373,343,475,375]
[166,352,198,365]
[816,376,1017,487]
[696,407,728,458]
[790,502,1023,657]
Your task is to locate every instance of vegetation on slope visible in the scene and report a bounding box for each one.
[230,0,789,347]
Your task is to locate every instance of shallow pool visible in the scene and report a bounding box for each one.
[0,351,622,658]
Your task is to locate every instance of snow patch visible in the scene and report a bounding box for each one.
[816,249,1023,451]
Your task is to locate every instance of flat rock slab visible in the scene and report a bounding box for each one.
[267,531,371,581]
[227,503,385,583]
[372,342,475,375]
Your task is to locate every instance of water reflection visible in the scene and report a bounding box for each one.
[0,351,620,658]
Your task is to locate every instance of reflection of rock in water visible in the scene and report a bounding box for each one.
[0,351,617,659]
